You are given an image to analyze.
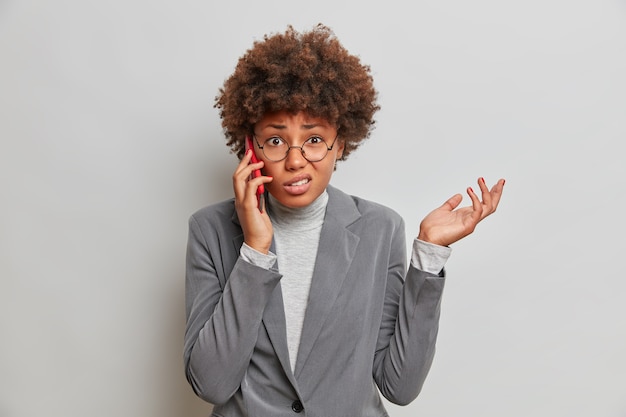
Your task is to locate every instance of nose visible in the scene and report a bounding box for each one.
[283,146,308,170]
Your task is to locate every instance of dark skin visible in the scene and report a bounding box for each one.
[416,177,505,246]
[233,111,505,254]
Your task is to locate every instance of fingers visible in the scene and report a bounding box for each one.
[443,178,505,217]
[488,178,505,212]
[465,177,505,231]
[442,193,463,211]
[234,149,262,178]
[477,177,506,219]
[421,178,504,246]
[467,186,483,223]
[233,151,274,252]
[477,177,491,210]
[233,150,270,209]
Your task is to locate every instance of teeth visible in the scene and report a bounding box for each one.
[290,178,309,186]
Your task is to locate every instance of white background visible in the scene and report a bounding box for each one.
[1,1,625,416]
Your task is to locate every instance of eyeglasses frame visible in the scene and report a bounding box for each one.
[252,133,339,163]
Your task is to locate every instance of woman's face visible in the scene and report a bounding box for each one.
[253,110,344,208]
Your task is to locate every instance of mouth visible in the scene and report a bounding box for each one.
[289,178,310,186]
[283,175,311,195]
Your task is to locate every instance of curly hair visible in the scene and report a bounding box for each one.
[214,24,380,160]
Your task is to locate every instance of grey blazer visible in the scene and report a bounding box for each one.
[184,185,445,417]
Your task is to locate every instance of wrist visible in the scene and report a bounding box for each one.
[417,231,446,247]
[244,239,271,255]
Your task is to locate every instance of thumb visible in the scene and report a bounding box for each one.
[441,193,463,211]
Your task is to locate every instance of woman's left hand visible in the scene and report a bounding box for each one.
[417,177,505,247]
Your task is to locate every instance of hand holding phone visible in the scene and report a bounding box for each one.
[245,136,265,211]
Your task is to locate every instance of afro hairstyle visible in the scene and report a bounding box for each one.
[214,24,380,161]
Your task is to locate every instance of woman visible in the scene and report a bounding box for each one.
[184,24,505,416]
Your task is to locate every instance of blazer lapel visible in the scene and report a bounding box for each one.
[231,209,296,385]
[294,186,361,378]
[261,282,298,386]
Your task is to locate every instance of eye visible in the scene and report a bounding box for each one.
[306,136,325,145]
[265,136,285,147]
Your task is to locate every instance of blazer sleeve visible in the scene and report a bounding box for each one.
[183,213,282,405]
[371,217,446,405]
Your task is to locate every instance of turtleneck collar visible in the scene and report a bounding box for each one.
[267,190,329,231]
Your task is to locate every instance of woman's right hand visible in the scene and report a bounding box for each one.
[233,150,274,254]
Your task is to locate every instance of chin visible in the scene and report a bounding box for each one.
[271,192,315,209]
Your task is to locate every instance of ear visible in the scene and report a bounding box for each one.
[335,140,345,160]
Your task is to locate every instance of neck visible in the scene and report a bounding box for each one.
[267,190,329,230]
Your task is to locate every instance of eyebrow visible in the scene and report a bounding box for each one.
[263,123,324,130]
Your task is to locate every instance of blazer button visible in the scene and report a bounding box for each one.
[291,400,304,413]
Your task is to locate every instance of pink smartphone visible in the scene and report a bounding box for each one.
[245,136,265,209]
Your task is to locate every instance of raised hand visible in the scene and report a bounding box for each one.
[417,177,505,247]
[233,150,274,254]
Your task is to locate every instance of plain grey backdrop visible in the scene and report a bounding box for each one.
[1,0,625,416]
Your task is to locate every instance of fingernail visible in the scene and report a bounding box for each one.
[480,177,485,183]
[469,187,474,193]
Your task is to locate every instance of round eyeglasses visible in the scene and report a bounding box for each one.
[253,134,339,162]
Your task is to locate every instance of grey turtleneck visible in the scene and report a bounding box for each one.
[267,191,328,371]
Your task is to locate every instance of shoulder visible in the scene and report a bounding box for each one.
[327,185,404,228]
[352,195,402,222]
[190,198,235,219]
[188,198,238,232]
